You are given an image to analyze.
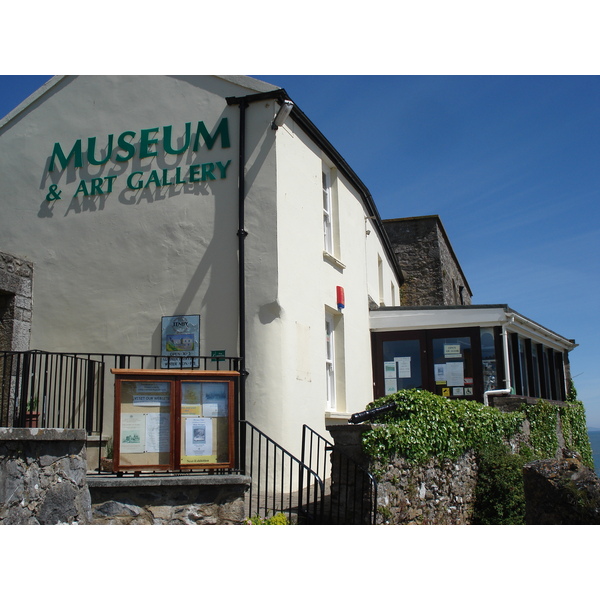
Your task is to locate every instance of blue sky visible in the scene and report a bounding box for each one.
[1,74,600,429]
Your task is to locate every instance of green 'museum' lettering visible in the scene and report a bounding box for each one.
[48,119,230,172]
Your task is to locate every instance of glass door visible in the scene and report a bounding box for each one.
[372,332,427,399]
[430,335,474,398]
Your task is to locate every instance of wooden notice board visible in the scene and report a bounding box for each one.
[112,370,238,472]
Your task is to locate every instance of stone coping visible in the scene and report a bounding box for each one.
[87,474,251,488]
[0,427,87,441]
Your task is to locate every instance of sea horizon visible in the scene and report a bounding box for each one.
[588,429,600,477]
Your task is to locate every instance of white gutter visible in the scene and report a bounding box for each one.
[483,318,513,406]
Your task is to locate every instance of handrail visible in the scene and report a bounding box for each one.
[240,420,325,524]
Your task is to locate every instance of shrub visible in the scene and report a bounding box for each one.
[245,512,290,525]
[560,382,594,468]
[361,389,524,464]
[472,443,532,525]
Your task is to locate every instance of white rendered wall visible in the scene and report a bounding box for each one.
[0,75,275,432]
[0,76,274,357]
[257,114,402,452]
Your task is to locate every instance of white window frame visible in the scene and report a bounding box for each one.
[325,313,336,410]
[322,168,333,255]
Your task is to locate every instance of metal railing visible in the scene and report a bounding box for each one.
[91,353,242,372]
[1,350,105,432]
[1,350,242,429]
[302,424,378,525]
[240,420,325,524]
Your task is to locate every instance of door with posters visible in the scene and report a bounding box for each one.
[427,329,482,400]
[372,328,483,401]
[371,331,427,399]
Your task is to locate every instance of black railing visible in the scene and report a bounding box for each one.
[302,424,378,525]
[240,420,325,524]
[1,350,242,429]
[79,352,242,372]
[1,350,105,432]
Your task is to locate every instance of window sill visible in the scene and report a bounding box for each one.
[323,251,346,270]
[325,411,352,420]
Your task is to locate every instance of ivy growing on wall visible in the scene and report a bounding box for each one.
[360,386,595,524]
[362,386,594,467]
[361,389,524,464]
[523,399,558,459]
[522,384,594,468]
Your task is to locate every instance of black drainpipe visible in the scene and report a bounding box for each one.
[236,97,249,422]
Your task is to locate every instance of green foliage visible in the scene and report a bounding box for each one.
[361,389,524,464]
[522,383,594,469]
[472,443,530,525]
[26,395,39,412]
[524,399,558,458]
[245,512,290,525]
[105,437,114,459]
[361,387,595,525]
[560,382,594,468]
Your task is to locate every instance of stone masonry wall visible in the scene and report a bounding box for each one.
[0,428,251,525]
[523,450,600,525]
[374,451,478,524]
[438,226,471,306]
[383,216,471,306]
[0,251,33,352]
[88,475,251,525]
[328,424,478,525]
[328,407,577,525]
[0,428,92,524]
[383,217,443,306]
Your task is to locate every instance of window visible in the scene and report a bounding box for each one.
[431,335,473,398]
[480,328,498,392]
[325,313,335,410]
[530,343,541,398]
[518,337,529,396]
[325,310,346,412]
[322,168,333,255]
[508,335,566,401]
[381,338,424,393]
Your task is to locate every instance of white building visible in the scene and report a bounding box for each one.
[0,75,403,461]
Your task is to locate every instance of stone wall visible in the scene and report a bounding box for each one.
[0,253,34,426]
[328,424,478,524]
[0,427,251,525]
[88,475,251,525]
[374,451,478,524]
[0,428,92,524]
[0,251,33,352]
[383,216,472,306]
[523,450,600,525]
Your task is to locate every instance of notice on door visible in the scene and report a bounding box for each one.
[445,362,464,387]
[395,357,412,378]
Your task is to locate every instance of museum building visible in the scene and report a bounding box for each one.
[0,76,576,472]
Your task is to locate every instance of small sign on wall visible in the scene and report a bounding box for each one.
[161,315,200,368]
